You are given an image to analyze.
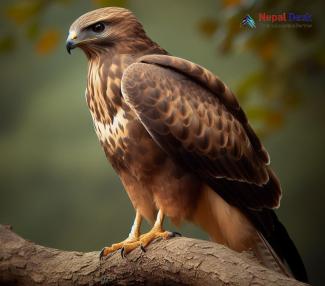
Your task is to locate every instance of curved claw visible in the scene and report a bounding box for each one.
[171,231,182,237]
[99,229,180,260]
[99,247,106,260]
[140,245,146,252]
[120,247,125,258]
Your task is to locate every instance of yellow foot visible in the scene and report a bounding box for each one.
[139,229,181,249]
[99,230,181,259]
[99,238,140,259]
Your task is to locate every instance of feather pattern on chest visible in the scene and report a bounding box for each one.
[86,55,135,166]
[85,53,165,175]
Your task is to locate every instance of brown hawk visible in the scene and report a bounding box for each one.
[66,7,308,282]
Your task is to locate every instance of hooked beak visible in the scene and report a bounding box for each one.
[66,31,78,54]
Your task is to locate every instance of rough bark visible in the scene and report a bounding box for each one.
[0,224,307,286]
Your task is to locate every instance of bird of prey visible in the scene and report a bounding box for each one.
[66,7,307,282]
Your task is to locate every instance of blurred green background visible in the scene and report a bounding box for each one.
[0,0,324,284]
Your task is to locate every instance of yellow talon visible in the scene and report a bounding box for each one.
[139,229,172,247]
[99,209,179,259]
[100,238,139,258]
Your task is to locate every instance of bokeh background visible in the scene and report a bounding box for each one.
[0,0,324,284]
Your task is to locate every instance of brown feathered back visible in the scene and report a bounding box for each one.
[122,55,281,209]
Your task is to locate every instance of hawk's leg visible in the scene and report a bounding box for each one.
[99,209,142,259]
[138,209,180,250]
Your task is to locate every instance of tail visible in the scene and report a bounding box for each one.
[250,210,309,283]
[253,231,292,277]
[193,185,308,283]
[267,212,308,282]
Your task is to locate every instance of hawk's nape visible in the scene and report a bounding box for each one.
[66,7,308,283]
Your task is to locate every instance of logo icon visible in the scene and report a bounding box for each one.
[242,15,256,28]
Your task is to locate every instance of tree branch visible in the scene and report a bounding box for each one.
[0,225,307,285]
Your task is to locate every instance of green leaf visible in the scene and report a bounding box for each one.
[236,72,263,100]
[246,107,284,130]
[0,35,15,54]
[92,0,127,7]
[26,21,40,40]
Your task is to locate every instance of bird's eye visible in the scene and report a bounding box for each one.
[91,22,105,33]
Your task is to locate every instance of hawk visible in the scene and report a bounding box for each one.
[66,7,307,282]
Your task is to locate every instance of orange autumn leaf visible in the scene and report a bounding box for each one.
[222,0,242,7]
[266,111,284,129]
[259,40,278,60]
[35,29,60,55]
[6,1,42,25]
[198,18,218,37]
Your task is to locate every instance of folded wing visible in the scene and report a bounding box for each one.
[121,55,281,210]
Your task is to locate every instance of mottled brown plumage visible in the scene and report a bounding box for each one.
[66,7,308,282]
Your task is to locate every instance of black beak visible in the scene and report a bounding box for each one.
[66,40,75,54]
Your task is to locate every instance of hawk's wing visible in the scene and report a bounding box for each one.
[121,55,281,210]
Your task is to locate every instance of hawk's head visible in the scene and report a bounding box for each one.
[66,7,147,57]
